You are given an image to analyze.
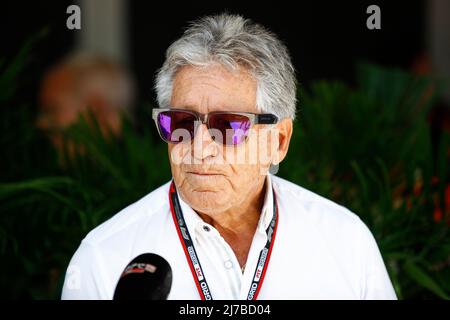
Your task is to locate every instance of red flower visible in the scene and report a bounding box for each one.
[445,184,450,212]
[413,182,423,197]
[433,206,443,223]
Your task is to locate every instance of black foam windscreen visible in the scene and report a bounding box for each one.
[113,253,172,300]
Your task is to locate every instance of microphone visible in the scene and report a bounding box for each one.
[113,253,173,300]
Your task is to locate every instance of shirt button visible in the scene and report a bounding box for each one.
[203,225,211,232]
[224,260,233,269]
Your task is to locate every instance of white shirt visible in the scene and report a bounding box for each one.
[61,174,397,300]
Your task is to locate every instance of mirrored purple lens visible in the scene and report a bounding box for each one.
[156,111,252,145]
[209,114,251,145]
[158,113,172,141]
[157,111,196,143]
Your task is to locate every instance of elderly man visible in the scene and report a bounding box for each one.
[61,14,396,300]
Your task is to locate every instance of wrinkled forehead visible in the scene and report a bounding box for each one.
[170,64,258,114]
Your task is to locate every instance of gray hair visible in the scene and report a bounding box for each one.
[155,13,297,120]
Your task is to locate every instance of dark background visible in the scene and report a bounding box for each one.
[1,0,425,105]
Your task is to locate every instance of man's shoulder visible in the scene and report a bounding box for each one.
[271,174,366,231]
[272,174,376,260]
[82,180,172,246]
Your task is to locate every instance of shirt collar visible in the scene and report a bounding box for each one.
[259,173,274,232]
[175,174,274,240]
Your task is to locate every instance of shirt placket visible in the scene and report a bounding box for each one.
[195,221,243,299]
[239,225,268,299]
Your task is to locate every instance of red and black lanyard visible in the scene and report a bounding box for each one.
[168,181,279,300]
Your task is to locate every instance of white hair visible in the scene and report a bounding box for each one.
[155,13,297,120]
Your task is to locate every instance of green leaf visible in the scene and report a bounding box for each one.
[403,260,450,299]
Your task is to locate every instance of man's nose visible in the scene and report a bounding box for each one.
[192,123,219,161]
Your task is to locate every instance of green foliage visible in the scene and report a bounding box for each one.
[0,112,172,298]
[279,63,450,299]
[0,28,48,103]
[0,39,449,299]
[0,37,171,298]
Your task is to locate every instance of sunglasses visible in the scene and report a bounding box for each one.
[152,108,278,145]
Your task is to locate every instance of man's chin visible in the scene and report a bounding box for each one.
[184,191,229,213]
[184,172,227,186]
[189,188,221,200]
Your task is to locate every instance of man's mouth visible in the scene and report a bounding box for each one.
[187,171,223,176]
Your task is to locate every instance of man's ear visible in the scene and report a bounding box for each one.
[272,118,293,165]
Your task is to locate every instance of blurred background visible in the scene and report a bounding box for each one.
[0,0,449,299]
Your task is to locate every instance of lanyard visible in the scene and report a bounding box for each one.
[168,180,279,300]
